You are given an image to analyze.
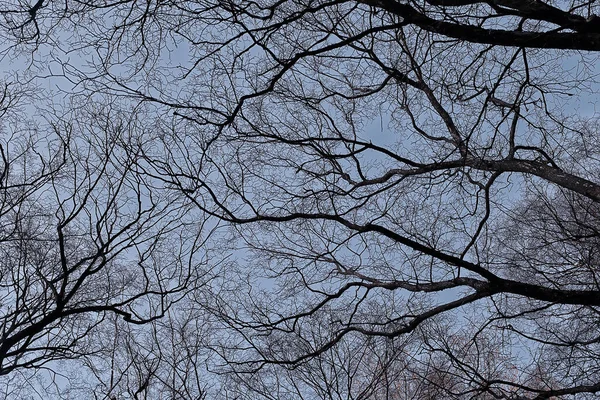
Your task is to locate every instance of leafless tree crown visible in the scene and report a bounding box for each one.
[0,0,598,398]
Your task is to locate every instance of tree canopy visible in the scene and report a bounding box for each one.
[0,0,599,398]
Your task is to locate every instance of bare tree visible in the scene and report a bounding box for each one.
[0,0,600,398]
[0,91,216,397]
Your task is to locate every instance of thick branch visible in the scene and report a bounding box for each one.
[362,0,600,50]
